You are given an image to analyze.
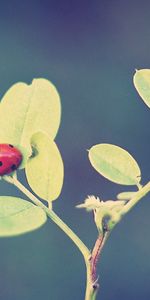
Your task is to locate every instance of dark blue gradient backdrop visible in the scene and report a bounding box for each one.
[0,1,150,299]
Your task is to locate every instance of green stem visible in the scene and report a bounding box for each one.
[121,181,150,215]
[6,175,99,300]
[6,178,150,300]
[85,260,93,300]
[8,176,99,300]
[84,181,150,299]
[6,176,90,261]
[84,258,98,300]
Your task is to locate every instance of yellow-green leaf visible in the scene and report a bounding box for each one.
[0,78,61,158]
[88,144,141,186]
[17,145,31,169]
[25,132,64,203]
[0,196,47,237]
[117,191,138,200]
[133,69,150,108]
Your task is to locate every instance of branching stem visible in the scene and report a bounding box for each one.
[121,181,150,215]
[84,231,109,300]
[4,176,150,300]
[5,176,90,261]
[4,176,93,299]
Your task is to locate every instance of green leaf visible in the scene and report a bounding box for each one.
[117,191,138,200]
[17,145,31,169]
[0,79,61,159]
[88,144,141,186]
[25,132,64,203]
[133,69,150,108]
[0,196,47,237]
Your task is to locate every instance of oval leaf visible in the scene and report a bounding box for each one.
[0,78,61,159]
[0,196,47,237]
[88,144,141,185]
[133,69,150,108]
[117,191,138,200]
[17,145,31,169]
[25,132,64,203]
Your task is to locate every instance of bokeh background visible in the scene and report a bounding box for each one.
[0,1,150,299]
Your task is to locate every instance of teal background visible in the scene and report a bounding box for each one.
[0,1,150,299]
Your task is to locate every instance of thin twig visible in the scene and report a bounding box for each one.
[90,231,109,286]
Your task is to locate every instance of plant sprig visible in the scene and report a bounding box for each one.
[0,69,150,300]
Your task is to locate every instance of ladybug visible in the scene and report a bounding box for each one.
[0,144,22,176]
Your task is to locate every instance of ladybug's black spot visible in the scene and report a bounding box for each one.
[9,144,14,148]
[11,164,16,171]
[0,161,3,166]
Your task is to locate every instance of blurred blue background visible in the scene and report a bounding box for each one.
[0,0,150,299]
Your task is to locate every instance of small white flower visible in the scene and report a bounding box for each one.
[76,195,101,211]
[76,195,126,232]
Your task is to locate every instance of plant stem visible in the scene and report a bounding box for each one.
[121,181,150,215]
[84,231,109,300]
[5,175,106,300]
[7,176,98,299]
[90,231,109,284]
[84,181,150,299]
[6,176,90,261]
[6,177,150,300]
[85,256,99,300]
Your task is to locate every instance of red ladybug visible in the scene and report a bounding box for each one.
[0,144,22,176]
